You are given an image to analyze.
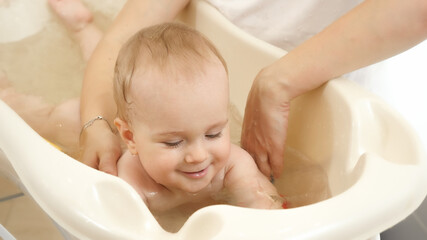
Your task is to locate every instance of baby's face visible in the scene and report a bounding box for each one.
[129,62,230,193]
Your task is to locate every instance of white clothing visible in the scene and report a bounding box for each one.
[207,0,363,51]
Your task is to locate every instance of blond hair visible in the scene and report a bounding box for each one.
[113,22,227,123]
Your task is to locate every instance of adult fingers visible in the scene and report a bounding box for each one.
[98,149,121,176]
[267,101,290,179]
[79,149,99,169]
[269,113,288,179]
[241,130,271,177]
[255,151,272,178]
[269,140,286,179]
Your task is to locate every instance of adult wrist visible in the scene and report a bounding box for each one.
[80,116,116,139]
[268,55,327,102]
[258,62,295,104]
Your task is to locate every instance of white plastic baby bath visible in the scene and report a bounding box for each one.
[1,0,427,239]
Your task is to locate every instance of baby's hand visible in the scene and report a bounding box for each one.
[269,194,288,209]
[280,194,288,209]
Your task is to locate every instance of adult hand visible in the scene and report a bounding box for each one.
[79,123,122,176]
[241,66,292,179]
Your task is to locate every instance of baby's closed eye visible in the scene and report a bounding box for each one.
[205,131,222,139]
[163,140,183,148]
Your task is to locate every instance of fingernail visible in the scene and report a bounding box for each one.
[270,174,275,183]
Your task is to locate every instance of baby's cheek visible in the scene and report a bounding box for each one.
[143,151,177,174]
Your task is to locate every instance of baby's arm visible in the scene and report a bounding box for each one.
[224,145,285,209]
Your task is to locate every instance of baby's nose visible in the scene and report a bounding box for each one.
[184,142,208,163]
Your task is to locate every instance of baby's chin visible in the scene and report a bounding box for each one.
[175,179,216,195]
[179,180,212,194]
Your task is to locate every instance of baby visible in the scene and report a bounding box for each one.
[1,0,284,213]
[112,22,284,212]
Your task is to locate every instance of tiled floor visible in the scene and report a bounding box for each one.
[0,175,63,240]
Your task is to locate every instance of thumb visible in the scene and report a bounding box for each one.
[98,150,121,176]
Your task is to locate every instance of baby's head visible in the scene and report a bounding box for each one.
[113,22,231,193]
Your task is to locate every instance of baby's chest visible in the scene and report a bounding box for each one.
[146,188,223,212]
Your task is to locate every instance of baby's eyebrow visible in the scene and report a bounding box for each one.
[154,130,185,137]
[207,119,229,130]
[154,119,229,136]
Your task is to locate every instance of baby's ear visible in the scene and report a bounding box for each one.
[114,118,137,155]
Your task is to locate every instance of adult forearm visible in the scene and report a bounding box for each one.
[80,37,118,126]
[80,0,190,125]
[274,0,427,100]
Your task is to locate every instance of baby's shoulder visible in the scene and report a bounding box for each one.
[225,144,259,180]
[227,144,256,167]
[117,151,160,202]
[117,151,145,180]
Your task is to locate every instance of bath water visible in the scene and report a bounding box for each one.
[0,2,114,104]
[0,6,331,233]
[0,19,83,104]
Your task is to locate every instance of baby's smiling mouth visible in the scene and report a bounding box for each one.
[181,166,209,179]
